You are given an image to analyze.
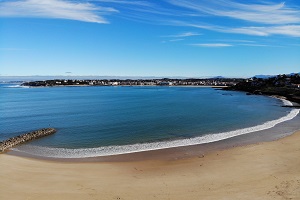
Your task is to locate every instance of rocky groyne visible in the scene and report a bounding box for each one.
[0,128,56,153]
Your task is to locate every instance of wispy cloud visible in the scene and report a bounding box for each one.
[161,31,200,43]
[190,43,278,48]
[91,0,152,7]
[0,0,118,23]
[191,43,233,47]
[167,0,300,25]
[165,1,300,38]
[161,38,184,43]
[215,39,277,47]
[169,38,184,42]
[166,32,201,38]
[238,44,270,47]
[183,22,300,38]
[1,0,300,40]
[228,25,300,37]
[216,39,256,43]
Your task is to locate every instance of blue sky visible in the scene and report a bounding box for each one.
[0,0,300,77]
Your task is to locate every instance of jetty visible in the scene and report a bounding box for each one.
[0,128,56,153]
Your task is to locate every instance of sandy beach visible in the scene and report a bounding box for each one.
[0,131,299,200]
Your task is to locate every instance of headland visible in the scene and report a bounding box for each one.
[224,73,300,104]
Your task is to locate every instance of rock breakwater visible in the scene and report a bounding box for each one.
[0,128,56,153]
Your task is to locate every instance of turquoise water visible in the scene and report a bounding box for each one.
[0,84,297,157]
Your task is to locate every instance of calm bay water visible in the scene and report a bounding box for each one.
[0,84,296,157]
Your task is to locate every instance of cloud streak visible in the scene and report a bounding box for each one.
[229,25,300,37]
[91,0,152,7]
[167,0,300,25]
[173,21,300,38]
[190,43,277,48]
[166,1,300,38]
[163,31,201,38]
[191,43,232,47]
[171,32,200,37]
[1,0,300,39]
[0,0,118,23]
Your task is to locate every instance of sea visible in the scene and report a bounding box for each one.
[0,84,299,158]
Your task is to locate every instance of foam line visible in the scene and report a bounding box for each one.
[5,85,29,88]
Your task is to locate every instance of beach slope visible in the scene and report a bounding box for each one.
[1,131,300,200]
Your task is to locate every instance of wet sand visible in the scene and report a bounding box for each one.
[1,130,300,200]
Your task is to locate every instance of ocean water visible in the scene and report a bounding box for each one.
[0,84,298,158]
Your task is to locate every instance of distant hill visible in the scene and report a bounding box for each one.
[289,72,300,76]
[253,72,300,79]
[253,75,275,79]
[212,76,226,79]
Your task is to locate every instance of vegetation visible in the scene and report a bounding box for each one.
[225,73,300,104]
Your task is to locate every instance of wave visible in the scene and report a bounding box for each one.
[5,85,29,88]
[272,97,293,106]
[13,100,300,158]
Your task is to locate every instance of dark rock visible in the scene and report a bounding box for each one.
[0,128,56,153]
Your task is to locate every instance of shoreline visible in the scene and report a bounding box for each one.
[1,131,300,199]
[1,88,300,199]
[2,85,299,162]
[8,108,300,162]
[8,96,299,161]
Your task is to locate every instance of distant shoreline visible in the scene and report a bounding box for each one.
[20,78,240,87]
[17,84,228,88]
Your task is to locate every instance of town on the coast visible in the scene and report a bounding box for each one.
[21,77,241,87]
[21,73,300,104]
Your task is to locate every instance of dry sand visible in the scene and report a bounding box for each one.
[1,131,300,200]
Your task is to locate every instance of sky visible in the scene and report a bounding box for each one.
[0,0,300,77]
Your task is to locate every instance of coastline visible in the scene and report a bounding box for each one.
[11,84,228,88]
[8,96,299,160]
[8,109,300,162]
[3,84,298,160]
[1,130,300,199]
[1,89,299,199]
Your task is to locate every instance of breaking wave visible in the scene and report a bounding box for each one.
[5,85,29,88]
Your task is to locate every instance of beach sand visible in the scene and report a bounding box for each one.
[1,131,300,200]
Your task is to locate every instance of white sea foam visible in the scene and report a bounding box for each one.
[5,85,29,88]
[14,100,300,158]
[6,85,20,88]
[272,96,293,106]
